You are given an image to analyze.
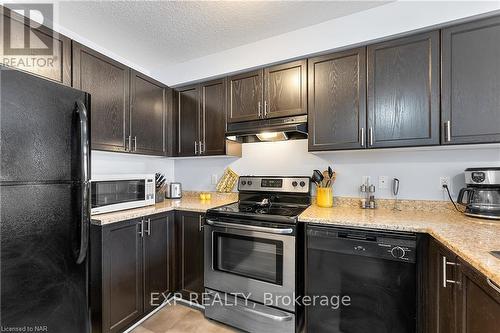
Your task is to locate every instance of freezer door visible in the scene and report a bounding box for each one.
[0,66,89,183]
[0,183,89,332]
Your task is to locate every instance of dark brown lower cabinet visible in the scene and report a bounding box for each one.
[176,211,204,302]
[91,212,175,333]
[428,239,500,333]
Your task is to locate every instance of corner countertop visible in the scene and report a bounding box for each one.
[91,192,237,226]
[299,204,500,286]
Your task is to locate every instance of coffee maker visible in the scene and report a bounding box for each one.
[458,167,500,220]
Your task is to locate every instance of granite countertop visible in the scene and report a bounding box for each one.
[91,192,238,226]
[299,204,500,286]
[91,192,500,287]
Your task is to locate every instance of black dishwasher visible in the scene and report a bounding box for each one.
[306,225,420,333]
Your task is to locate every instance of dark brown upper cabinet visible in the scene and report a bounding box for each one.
[264,60,307,119]
[367,31,440,148]
[175,85,200,156]
[130,71,166,156]
[227,60,307,123]
[227,69,263,123]
[308,48,367,151]
[201,79,227,155]
[72,42,130,152]
[1,7,71,85]
[175,80,241,157]
[441,16,500,145]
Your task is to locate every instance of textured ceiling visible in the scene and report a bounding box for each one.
[58,1,389,72]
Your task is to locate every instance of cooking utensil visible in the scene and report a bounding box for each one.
[312,170,324,187]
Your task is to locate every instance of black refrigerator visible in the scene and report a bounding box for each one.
[0,66,91,332]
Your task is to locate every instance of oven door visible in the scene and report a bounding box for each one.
[204,218,296,312]
[91,178,149,214]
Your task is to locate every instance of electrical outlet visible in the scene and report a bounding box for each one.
[378,176,389,189]
[211,174,218,185]
[440,176,450,189]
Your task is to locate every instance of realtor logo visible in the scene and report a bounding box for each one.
[3,3,54,55]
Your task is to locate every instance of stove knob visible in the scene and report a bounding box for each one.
[292,181,298,187]
[241,181,246,185]
[300,181,306,187]
[248,181,253,185]
[390,246,406,259]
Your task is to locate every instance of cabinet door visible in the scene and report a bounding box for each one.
[102,219,143,333]
[308,48,367,151]
[201,79,227,156]
[264,60,307,119]
[130,71,166,156]
[176,211,204,302]
[227,69,263,123]
[0,7,71,85]
[456,258,500,333]
[428,239,458,333]
[441,16,500,145]
[175,85,200,156]
[367,31,440,148]
[143,213,175,313]
[72,42,130,152]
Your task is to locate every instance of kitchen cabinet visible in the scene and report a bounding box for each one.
[176,211,204,301]
[264,60,307,119]
[72,42,130,152]
[143,213,176,313]
[227,69,263,123]
[227,60,307,123]
[1,7,71,85]
[200,79,227,155]
[175,85,200,156]
[130,70,167,156]
[175,80,241,157]
[73,43,168,155]
[441,16,500,145]
[367,31,440,148]
[308,48,367,151]
[427,239,500,333]
[91,212,175,333]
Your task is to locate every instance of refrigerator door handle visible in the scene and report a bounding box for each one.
[76,100,90,264]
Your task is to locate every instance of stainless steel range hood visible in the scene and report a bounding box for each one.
[226,115,308,143]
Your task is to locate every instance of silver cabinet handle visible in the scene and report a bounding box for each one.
[487,278,500,294]
[194,141,198,155]
[199,215,204,232]
[128,135,132,152]
[444,121,451,142]
[205,219,293,235]
[133,136,137,151]
[442,256,460,287]
[360,128,365,147]
[138,219,144,237]
[264,100,268,117]
[368,127,374,146]
[145,218,151,236]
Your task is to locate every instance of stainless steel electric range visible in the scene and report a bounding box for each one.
[204,176,312,333]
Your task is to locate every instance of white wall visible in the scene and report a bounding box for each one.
[157,1,500,86]
[91,151,174,181]
[174,141,500,201]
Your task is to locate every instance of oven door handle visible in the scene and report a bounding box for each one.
[205,219,293,235]
[240,304,294,322]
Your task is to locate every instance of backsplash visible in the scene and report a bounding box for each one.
[174,140,500,201]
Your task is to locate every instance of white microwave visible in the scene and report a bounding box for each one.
[91,174,155,215]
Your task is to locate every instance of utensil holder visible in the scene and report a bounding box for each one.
[317,187,333,208]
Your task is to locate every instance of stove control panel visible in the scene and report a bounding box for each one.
[238,176,311,193]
